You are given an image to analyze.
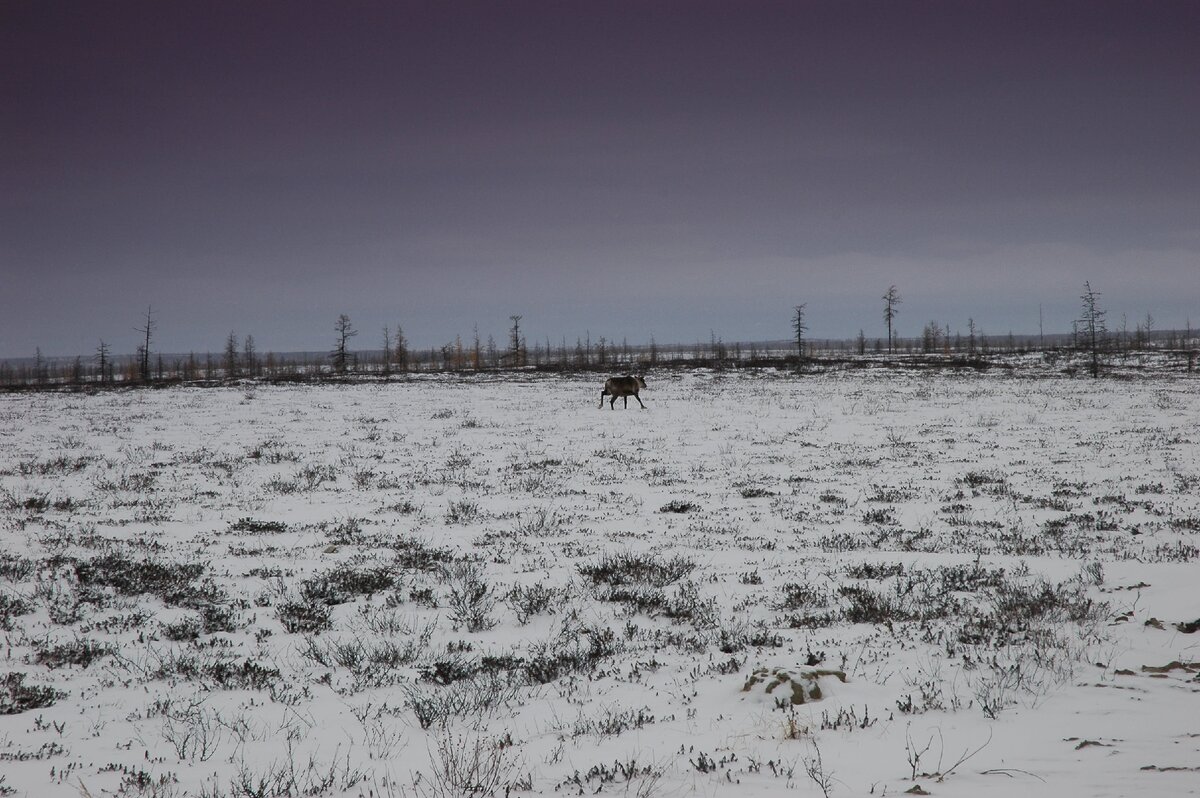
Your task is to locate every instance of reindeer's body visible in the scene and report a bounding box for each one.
[600,375,647,409]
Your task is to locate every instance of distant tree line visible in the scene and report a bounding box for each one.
[2,287,1196,389]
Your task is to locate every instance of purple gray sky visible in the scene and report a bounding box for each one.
[3,1,1198,358]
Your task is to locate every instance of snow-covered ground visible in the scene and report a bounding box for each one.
[1,369,1197,798]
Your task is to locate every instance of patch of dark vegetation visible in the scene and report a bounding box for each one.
[409,586,438,607]
[72,552,205,605]
[867,487,910,503]
[960,471,1006,489]
[844,562,906,580]
[302,564,396,606]
[33,638,114,669]
[818,490,847,505]
[277,597,333,634]
[0,592,34,630]
[659,500,697,514]
[596,585,667,614]
[557,758,661,793]
[161,616,202,642]
[16,455,94,476]
[228,518,288,534]
[739,487,775,499]
[277,563,396,634]
[660,582,718,626]
[0,554,35,582]
[392,537,457,572]
[840,585,923,624]
[510,458,564,472]
[444,500,482,525]
[324,516,369,545]
[0,490,52,513]
[578,552,697,588]
[443,562,497,632]
[82,611,151,635]
[781,612,837,629]
[146,654,282,690]
[957,577,1103,646]
[0,673,65,715]
[419,655,478,686]
[507,583,558,624]
[525,624,621,684]
[776,583,828,611]
[572,706,657,739]
[861,507,895,525]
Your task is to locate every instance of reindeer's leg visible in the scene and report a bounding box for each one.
[599,390,607,409]
[623,396,628,408]
[634,394,646,409]
[610,396,617,409]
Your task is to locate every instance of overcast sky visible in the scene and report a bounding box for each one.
[3,1,1198,358]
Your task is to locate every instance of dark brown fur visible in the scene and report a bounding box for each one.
[600,375,647,409]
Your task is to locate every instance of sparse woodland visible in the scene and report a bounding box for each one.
[3,284,1197,388]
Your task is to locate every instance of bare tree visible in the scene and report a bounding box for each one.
[34,347,47,385]
[967,317,977,356]
[882,285,902,354]
[135,306,155,382]
[792,304,808,360]
[331,314,357,374]
[95,339,111,384]
[1079,281,1108,378]
[243,335,257,378]
[395,325,408,372]
[381,327,392,376]
[856,329,866,355]
[224,332,240,379]
[509,315,523,367]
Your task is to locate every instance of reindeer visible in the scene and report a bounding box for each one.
[599,375,647,409]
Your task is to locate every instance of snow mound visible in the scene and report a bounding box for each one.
[741,665,848,705]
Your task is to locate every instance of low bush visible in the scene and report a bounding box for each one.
[0,673,65,715]
[34,638,114,670]
[578,552,696,588]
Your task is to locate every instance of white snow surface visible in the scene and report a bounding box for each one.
[0,369,1198,797]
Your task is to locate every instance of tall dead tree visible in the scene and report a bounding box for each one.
[243,335,257,378]
[395,325,408,372]
[95,340,111,384]
[331,314,357,374]
[509,315,523,368]
[224,332,240,379]
[792,304,808,361]
[381,327,392,376]
[135,306,155,382]
[1079,281,1107,378]
[882,286,901,354]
